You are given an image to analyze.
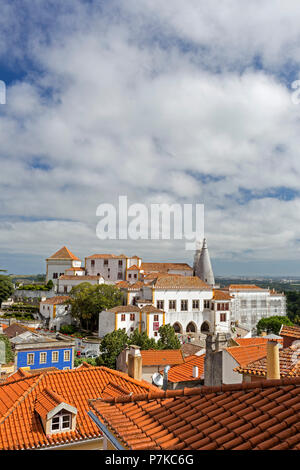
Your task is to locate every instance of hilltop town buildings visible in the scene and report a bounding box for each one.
[43,240,286,337]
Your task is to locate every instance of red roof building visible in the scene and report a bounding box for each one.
[0,363,156,450]
[88,377,300,450]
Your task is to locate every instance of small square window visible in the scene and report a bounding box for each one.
[64,350,70,362]
[40,352,47,364]
[52,351,59,363]
[27,353,34,365]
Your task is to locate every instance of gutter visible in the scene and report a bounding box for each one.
[87,411,125,450]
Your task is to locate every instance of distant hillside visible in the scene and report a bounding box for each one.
[215,277,300,292]
[10,274,46,284]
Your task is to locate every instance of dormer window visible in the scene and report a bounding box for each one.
[51,410,72,433]
[35,388,78,437]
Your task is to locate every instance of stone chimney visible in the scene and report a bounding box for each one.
[127,345,142,381]
[266,340,280,380]
[204,333,231,387]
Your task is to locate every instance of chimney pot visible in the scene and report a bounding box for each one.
[266,340,280,380]
[127,345,142,381]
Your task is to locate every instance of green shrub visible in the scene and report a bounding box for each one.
[60,324,76,335]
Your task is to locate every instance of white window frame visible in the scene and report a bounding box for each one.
[52,351,59,363]
[64,350,70,362]
[51,411,71,433]
[39,352,47,364]
[27,353,34,365]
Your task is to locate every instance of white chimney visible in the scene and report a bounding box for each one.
[192,366,199,378]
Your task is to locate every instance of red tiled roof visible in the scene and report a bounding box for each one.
[47,246,81,261]
[140,305,164,314]
[86,254,127,259]
[235,344,300,378]
[213,290,232,300]
[59,275,101,280]
[128,281,144,290]
[280,325,300,339]
[127,265,140,271]
[115,281,130,288]
[225,343,268,367]
[107,305,141,313]
[140,350,184,366]
[35,388,69,420]
[234,337,282,346]
[0,365,155,449]
[229,284,264,290]
[141,263,192,273]
[153,275,210,290]
[89,377,300,450]
[65,267,85,271]
[165,354,205,383]
[40,296,70,305]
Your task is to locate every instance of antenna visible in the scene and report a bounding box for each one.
[152,372,163,387]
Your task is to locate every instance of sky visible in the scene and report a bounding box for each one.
[2,1,300,276]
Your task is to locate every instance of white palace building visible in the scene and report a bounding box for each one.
[45,240,286,339]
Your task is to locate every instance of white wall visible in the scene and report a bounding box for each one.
[86,258,126,281]
[98,310,116,337]
[222,350,242,384]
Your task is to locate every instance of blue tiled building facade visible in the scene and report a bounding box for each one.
[16,346,74,370]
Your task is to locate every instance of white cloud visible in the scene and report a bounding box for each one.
[1,1,300,272]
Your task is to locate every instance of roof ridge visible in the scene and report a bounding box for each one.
[100,376,300,404]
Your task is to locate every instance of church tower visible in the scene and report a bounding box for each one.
[193,238,215,286]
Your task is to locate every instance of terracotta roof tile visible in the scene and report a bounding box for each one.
[47,246,80,261]
[229,284,264,290]
[233,337,282,346]
[280,324,300,339]
[235,344,300,377]
[127,265,141,271]
[140,350,184,367]
[153,275,211,290]
[86,254,127,259]
[213,290,232,300]
[141,263,192,273]
[0,365,155,449]
[107,305,141,313]
[40,296,70,305]
[59,275,101,280]
[164,354,205,383]
[225,343,268,367]
[89,378,300,450]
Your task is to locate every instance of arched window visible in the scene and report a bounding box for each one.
[173,322,183,334]
[201,321,210,333]
[186,322,197,333]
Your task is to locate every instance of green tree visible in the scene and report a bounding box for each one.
[0,334,14,364]
[256,315,294,335]
[0,270,14,306]
[74,357,97,367]
[68,283,123,332]
[129,329,158,350]
[46,279,54,290]
[99,329,129,369]
[157,324,181,349]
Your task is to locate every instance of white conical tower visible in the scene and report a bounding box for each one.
[194,238,215,286]
[193,239,202,276]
